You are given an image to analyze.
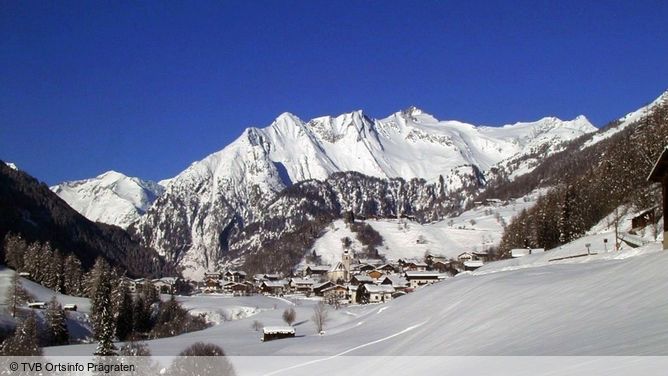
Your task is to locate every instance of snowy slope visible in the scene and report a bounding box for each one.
[3,161,18,171]
[583,90,668,149]
[51,171,165,229]
[44,242,668,358]
[311,190,544,265]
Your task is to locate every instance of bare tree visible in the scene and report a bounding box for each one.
[311,301,329,333]
[282,307,296,326]
[609,205,629,251]
[251,320,263,332]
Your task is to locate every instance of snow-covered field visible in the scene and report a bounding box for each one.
[311,191,544,265]
[30,239,666,358]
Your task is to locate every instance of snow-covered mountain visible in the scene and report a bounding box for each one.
[124,109,594,277]
[51,171,165,229]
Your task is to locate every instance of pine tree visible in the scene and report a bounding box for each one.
[0,312,42,355]
[132,296,151,334]
[94,302,117,356]
[90,258,117,355]
[3,233,28,270]
[43,249,64,292]
[63,254,83,296]
[22,241,41,281]
[114,281,134,341]
[45,296,69,345]
[6,272,32,317]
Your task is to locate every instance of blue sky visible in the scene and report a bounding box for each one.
[1,1,667,184]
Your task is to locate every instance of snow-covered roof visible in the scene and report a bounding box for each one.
[363,284,395,293]
[351,274,374,282]
[321,285,346,293]
[313,281,334,290]
[306,265,331,272]
[464,260,484,268]
[358,258,383,265]
[261,281,287,288]
[404,271,442,278]
[262,326,295,334]
[290,278,314,285]
[382,275,408,287]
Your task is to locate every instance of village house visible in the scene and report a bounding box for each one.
[224,270,247,283]
[648,146,668,250]
[304,265,330,279]
[457,252,475,262]
[357,258,384,267]
[430,260,453,273]
[359,284,395,303]
[289,278,315,294]
[630,207,658,232]
[260,280,287,296]
[404,271,443,289]
[125,277,144,293]
[350,274,374,286]
[152,277,179,294]
[223,282,251,296]
[367,269,384,280]
[381,275,409,291]
[354,263,376,273]
[262,273,282,281]
[376,264,396,273]
[321,284,348,303]
[313,281,336,296]
[203,272,223,292]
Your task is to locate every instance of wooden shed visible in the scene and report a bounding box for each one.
[261,326,295,342]
[648,146,668,249]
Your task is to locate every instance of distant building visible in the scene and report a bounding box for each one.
[404,271,443,289]
[359,284,395,303]
[630,207,658,231]
[648,146,668,250]
[261,326,295,342]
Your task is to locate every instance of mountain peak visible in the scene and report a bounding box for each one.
[3,161,18,171]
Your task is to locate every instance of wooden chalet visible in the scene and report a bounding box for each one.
[321,284,348,302]
[367,270,384,280]
[381,275,409,291]
[631,207,658,231]
[376,264,396,273]
[260,280,287,296]
[289,278,315,294]
[350,274,374,285]
[223,282,251,296]
[313,281,335,296]
[224,270,247,283]
[404,271,443,289]
[304,265,330,278]
[359,284,395,303]
[648,146,668,249]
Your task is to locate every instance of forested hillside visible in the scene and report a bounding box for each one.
[495,100,667,254]
[0,163,173,277]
